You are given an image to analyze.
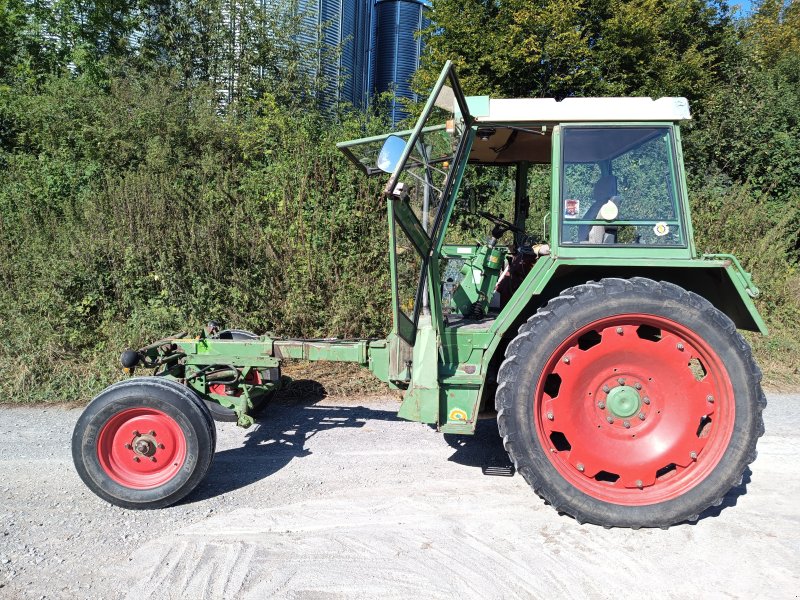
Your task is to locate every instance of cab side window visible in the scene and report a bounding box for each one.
[561,127,685,246]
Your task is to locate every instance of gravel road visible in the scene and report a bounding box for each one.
[0,392,798,599]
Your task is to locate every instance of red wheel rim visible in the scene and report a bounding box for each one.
[535,314,734,505]
[97,408,187,489]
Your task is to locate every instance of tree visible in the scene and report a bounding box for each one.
[418,0,736,103]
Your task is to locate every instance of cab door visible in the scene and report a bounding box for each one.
[338,61,473,380]
[378,61,473,349]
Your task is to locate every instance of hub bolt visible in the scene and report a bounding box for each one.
[598,402,606,409]
[563,356,570,364]
[150,457,157,463]
[616,327,623,334]
[132,430,140,437]
[677,343,685,351]
[643,397,651,405]
[623,420,631,429]
[638,412,646,420]
[158,443,165,449]
[133,457,140,463]
[603,385,610,393]
[606,416,614,424]
[148,430,156,436]
[124,443,132,450]
[617,378,625,385]
[546,411,554,421]
[706,395,714,403]
[634,383,642,390]
[577,463,585,472]
[690,451,697,461]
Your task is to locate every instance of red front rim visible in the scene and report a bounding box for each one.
[535,314,735,505]
[97,408,187,489]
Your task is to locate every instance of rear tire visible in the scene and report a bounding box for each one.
[496,277,765,528]
[72,377,216,509]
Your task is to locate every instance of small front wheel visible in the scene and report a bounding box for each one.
[72,377,216,509]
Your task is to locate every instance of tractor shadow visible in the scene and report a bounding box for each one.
[443,415,516,477]
[443,416,754,527]
[185,380,402,503]
[691,466,753,524]
[184,382,747,525]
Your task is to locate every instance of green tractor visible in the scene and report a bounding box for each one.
[72,62,766,528]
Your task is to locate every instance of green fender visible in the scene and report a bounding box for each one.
[467,254,767,428]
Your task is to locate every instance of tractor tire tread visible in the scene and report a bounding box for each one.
[496,277,765,528]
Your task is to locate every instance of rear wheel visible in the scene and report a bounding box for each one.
[496,277,765,528]
[72,377,216,509]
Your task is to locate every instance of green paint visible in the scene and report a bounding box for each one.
[398,314,440,424]
[607,386,641,418]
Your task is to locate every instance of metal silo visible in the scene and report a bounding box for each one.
[293,0,373,109]
[372,0,429,123]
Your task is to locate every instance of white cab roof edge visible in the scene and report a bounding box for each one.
[472,97,691,123]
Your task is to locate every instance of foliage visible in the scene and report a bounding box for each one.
[417,0,736,102]
[0,68,391,402]
[691,179,800,388]
[0,0,799,404]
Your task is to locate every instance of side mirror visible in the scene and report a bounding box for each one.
[377,135,406,174]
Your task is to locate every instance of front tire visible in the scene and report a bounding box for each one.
[496,277,765,528]
[72,377,216,509]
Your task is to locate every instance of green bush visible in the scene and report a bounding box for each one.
[690,178,800,388]
[0,71,392,402]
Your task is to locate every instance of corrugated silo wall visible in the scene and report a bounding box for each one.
[372,0,429,123]
[293,0,373,109]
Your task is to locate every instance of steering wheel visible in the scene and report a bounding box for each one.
[477,211,526,234]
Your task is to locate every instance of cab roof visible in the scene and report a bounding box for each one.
[467,96,691,123]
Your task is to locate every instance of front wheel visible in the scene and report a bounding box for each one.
[496,277,765,528]
[72,377,216,509]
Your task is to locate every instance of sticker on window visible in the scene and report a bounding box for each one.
[564,199,580,219]
[653,222,670,236]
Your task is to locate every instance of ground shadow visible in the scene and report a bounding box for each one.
[185,388,750,526]
[444,415,515,477]
[184,380,402,503]
[690,466,753,524]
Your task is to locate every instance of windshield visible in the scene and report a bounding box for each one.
[336,62,472,336]
[387,64,471,327]
[386,77,467,235]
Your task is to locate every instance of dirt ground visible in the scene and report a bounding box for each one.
[0,392,798,599]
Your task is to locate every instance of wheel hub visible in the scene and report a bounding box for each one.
[606,385,641,418]
[97,408,187,489]
[132,434,157,457]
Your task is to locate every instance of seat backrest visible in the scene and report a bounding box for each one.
[578,175,619,241]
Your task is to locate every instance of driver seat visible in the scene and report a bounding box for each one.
[579,175,620,243]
